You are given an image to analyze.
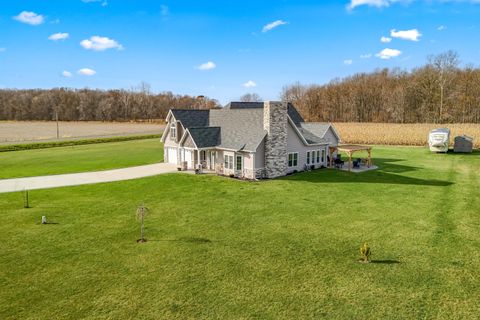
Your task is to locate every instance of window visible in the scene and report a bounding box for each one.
[236,155,242,171]
[170,122,176,140]
[321,149,325,163]
[288,153,298,167]
[316,150,320,163]
[224,155,234,169]
[306,151,310,165]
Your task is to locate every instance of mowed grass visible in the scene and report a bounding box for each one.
[1,146,479,319]
[0,138,163,179]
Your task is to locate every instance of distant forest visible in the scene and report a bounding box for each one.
[1,51,479,123]
[0,83,219,122]
[281,51,480,123]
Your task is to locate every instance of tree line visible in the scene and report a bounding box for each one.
[0,83,219,121]
[280,51,480,123]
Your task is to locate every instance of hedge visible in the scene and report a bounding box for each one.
[0,134,162,152]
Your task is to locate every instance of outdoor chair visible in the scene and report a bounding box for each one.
[353,159,361,169]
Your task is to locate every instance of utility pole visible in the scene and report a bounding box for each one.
[55,111,59,140]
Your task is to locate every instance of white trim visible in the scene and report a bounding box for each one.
[287,117,328,147]
[178,128,199,149]
[161,111,176,142]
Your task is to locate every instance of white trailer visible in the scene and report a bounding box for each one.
[429,128,450,153]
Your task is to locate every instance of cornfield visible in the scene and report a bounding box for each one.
[333,123,480,149]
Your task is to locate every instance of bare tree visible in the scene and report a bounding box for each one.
[428,50,460,122]
[240,93,262,102]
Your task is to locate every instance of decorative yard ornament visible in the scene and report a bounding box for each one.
[359,242,372,263]
[136,203,149,243]
[42,216,47,224]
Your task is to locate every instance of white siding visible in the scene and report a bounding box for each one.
[286,122,328,173]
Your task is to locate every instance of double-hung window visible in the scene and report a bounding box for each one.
[170,122,176,140]
[288,153,298,167]
[224,155,234,170]
[321,149,325,163]
[306,151,311,165]
[316,150,320,163]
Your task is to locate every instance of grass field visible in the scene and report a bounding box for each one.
[1,146,479,319]
[334,122,480,148]
[0,121,163,143]
[0,138,163,179]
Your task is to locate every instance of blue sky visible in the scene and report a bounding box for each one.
[1,0,480,104]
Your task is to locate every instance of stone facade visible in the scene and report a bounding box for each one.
[263,101,288,178]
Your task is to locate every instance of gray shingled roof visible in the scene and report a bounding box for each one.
[170,102,325,151]
[298,127,327,144]
[224,101,305,125]
[209,108,266,151]
[188,127,221,148]
[171,109,209,128]
[299,123,332,139]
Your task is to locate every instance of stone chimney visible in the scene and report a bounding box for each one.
[263,101,288,178]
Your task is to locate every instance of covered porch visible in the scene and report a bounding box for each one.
[329,145,376,172]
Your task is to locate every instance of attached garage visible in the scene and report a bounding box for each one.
[166,147,178,165]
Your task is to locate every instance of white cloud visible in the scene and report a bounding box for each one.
[78,68,96,76]
[161,5,169,16]
[82,0,108,5]
[243,80,257,88]
[262,20,288,32]
[80,36,123,51]
[437,25,447,31]
[381,36,392,43]
[13,11,44,25]
[196,61,216,71]
[48,33,69,41]
[390,29,421,41]
[376,48,402,59]
[344,59,353,65]
[360,53,372,59]
[347,0,389,10]
[62,71,73,78]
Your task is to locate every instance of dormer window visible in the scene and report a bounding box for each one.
[170,122,177,140]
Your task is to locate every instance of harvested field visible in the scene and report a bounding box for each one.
[334,122,480,148]
[0,121,164,143]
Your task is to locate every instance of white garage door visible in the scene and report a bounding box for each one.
[167,147,177,164]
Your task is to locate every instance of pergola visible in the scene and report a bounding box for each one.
[329,145,373,171]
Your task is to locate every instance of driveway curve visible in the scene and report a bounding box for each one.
[0,163,178,193]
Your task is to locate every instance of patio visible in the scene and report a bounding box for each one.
[329,145,376,172]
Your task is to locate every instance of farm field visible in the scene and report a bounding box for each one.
[0,139,163,179]
[1,146,479,319]
[0,121,164,143]
[334,122,480,148]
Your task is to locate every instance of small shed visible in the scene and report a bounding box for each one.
[454,135,473,153]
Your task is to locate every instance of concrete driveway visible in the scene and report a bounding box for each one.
[0,163,178,193]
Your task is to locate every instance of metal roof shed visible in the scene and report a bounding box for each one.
[453,135,473,153]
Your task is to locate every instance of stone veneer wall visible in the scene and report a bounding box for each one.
[263,101,288,178]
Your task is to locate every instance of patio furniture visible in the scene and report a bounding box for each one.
[334,158,344,169]
[353,159,361,169]
[329,145,373,171]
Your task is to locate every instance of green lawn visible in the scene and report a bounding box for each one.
[1,146,479,319]
[0,138,163,179]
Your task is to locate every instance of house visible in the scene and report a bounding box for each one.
[161,101,341,179]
